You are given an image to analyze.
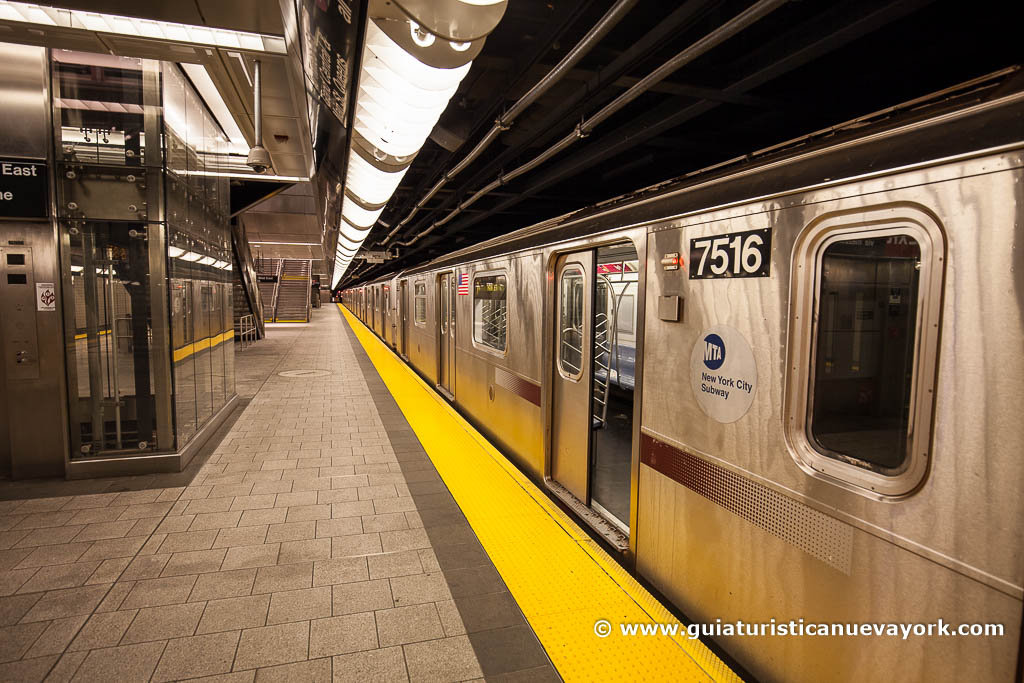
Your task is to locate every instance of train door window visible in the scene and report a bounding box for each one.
[558,266,584,378]
[414,282,426,325]
[440,278,448,333]
[472,273,507,352]
[787,210,944,497]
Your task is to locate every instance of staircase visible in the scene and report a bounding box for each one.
[255,258,281,322]
[275,259,311,322]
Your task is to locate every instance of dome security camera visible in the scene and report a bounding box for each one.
[247,145,271,174]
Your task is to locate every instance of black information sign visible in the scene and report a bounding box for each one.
[0,158,48,219]
[299,0,360,127]
[689,227,772,279]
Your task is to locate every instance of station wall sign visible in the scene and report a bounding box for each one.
[0,158,48,219]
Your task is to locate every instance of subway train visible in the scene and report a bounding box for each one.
[342,72,1024,682]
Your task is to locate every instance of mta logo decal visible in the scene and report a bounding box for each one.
[703,334,725,370]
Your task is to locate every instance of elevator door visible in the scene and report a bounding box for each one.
[437,272,456,396]
[551,251,593,501]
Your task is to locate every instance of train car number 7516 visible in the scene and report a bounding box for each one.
[689,227,772,279]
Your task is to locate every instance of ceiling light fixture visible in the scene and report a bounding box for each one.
[180,64,249,155]
[331,0,507,288]
[0,1,286,52]
[409,21,435,47]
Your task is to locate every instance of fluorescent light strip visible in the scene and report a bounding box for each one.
[0,2,286,53]
[333,18,475,288]
[346,153,408,206]
[250,241,320,246]
[341,196,384,229]
[176,170,309,182]
[181,64,249,155]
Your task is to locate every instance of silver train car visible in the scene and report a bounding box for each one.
[342,75,1024,682]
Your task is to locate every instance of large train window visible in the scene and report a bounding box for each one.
[472,273,507,352]
[414,282,426,326]
[559,266,585,379]
[810,237,920,470]
[786,207,944,497]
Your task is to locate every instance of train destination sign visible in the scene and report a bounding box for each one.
[689,227,772,279]
[689,324,758,423]
[0,158,48,219]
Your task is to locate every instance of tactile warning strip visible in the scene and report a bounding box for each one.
[340,305,739,683]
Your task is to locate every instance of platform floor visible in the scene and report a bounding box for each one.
[0,306,736,682]
[339,306,737,683]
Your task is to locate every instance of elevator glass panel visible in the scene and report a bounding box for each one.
[67,221,159,454]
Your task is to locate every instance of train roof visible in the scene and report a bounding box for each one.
[352,67,1024,285]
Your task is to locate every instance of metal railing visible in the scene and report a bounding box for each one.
[238,314,259,350]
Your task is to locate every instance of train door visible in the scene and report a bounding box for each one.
[380,286,387,344]
[552,252,593,501]
[551,243,639,534]
[372,287,378,332]
[399,280,409,357]
[437,272,456,396]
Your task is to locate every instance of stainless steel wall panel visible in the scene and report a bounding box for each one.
[0,224,69,477]
[406,273,439,386]
[638,464,1021,682]
[450,252,546,476]
[0,43,50,160]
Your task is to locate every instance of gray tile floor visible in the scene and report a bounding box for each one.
[0,324,300,502]
[0,310,557,682]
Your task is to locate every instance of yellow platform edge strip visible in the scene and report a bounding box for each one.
[76,329,233,364]
[172,330,234,364]
[339,305,739,683]
[73,329,111,340]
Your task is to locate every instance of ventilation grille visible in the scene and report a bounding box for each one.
[641,433,853,574]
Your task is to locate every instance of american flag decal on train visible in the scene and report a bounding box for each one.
[457,273,469,295]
